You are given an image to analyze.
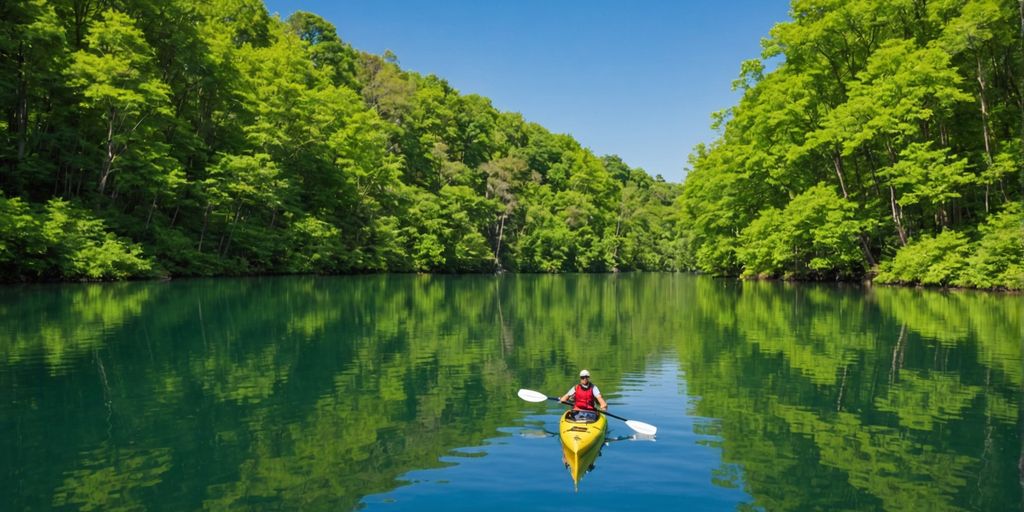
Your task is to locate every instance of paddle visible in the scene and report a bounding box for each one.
[517,388,658,436]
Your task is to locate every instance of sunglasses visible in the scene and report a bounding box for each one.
[580,376,590,379]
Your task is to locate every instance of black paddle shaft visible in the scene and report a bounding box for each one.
[546,396,629,423]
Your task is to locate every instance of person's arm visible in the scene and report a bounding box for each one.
[594,386,608,411]
[559,387,574,405]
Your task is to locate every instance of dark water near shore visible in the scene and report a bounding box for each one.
[1,274,1020,510]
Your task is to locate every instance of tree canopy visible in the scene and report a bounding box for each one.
[0,1,681,281]
[2,0,1020,290]
[676,0,1023,289]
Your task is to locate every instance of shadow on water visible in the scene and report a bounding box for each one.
[0,274,1020,510]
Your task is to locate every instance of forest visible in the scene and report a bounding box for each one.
[0,0,683,281]
[1,0,1021,289]
[677,0,1023,289]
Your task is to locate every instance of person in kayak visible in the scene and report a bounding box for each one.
[559,369,608,419]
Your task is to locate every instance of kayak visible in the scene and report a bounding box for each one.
[559,409,607,453]
[559,409,607,487]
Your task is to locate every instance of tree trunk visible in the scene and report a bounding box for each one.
[198,203,211,252]
[221,203,242,258]
[850,156,866,195]
[883,141,908,245]
[15,41,28,165]
[858,234,876,267]
[99,108,117,194]
[15,96,26,165]
[889,186,908,246]
[71,0,95,49]
[861,147,883,198]
[977,53,994,164]
[611,212,625,270]
[1019,0,1024,194]
[493,212,507,269]
[976,52,996,212]
[144,191,158,230]
[832,152,852,224]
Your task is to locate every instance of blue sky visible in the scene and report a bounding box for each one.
[263,1,791,182]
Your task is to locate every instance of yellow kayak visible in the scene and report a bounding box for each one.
[559,409,607,487]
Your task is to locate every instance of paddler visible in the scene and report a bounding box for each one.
[559,369,608,416]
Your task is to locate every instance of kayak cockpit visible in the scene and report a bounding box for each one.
[564,410,601,423]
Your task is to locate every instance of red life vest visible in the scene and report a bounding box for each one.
[573,383,597,410]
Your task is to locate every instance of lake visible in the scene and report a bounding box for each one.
[1,274,1020,510]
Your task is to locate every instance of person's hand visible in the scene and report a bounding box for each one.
[600,405,607,411]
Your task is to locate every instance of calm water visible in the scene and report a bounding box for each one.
[1,274,1020,511]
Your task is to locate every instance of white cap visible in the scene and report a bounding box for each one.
[579,369,591,377]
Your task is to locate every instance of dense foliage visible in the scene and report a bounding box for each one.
[677,0,1023,289]
[0,0,682,281]
[5,0,1020,289]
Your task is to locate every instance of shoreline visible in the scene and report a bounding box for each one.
[2,270,1019,294]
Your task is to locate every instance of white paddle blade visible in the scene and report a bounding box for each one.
[517,388,549,403]
[626,420,658,436]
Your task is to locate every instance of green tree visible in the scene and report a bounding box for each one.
[676,0,1022,288]
[955,203,1024,289]
[287,11,359,88]
[0,0,65,192]
[737,183,872,278]
[65,9,172,195]
[875,230,971,286]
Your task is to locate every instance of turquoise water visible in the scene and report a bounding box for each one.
[1,274,1020,510]
[362,360,749,511]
